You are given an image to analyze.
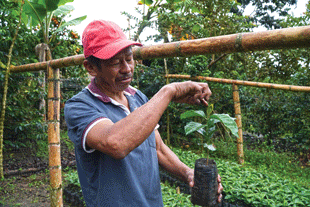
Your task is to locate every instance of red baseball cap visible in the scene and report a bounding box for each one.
[82,20,142,59]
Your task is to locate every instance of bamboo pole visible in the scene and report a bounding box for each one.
[46,49,63,207]
[0,0,24,179]
[10,54,85,73]
[133,26,310,59]
[164,58,171,145]
[165,74,310,92]
[232,84,244,164]
[10,26,310,73]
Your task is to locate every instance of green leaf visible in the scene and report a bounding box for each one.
[56,15,87,32]
[140,0,153,6]
[24,1,47,26]
[204,144,216,151]
[45,0,61,12]
[58,0,74,6]
[53,4,74,16]
[192,24,200,33]
[191,6,200,13]
[210,114,239,138]
[206,103,213,117]
[180,110,205,119]
[166,0,182,3]
[184,121,205,135]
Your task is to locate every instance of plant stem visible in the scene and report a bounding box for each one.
[0,0,24,179]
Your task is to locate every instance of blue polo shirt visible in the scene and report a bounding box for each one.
[64,78,163,207]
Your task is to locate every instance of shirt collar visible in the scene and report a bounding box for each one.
[86,78,137,103]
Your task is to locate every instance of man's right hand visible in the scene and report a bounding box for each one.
[166,81,212,106]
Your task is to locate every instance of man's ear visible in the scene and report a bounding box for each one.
[84,60,97,76]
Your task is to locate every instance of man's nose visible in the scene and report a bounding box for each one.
[120,60,131,73]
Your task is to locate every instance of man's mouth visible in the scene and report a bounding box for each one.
[117,76,132,83]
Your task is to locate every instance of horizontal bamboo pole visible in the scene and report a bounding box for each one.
[134,25,310,59]
[165,74,310,92]
[10,26,310,73]
[10,54,85,73]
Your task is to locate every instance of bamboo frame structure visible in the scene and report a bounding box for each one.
[232,85,244,164]
[46,49,63,206]
[6,25,310,205]
[164,74,310,92]
[164,74,310,164]
[10,25,310,73]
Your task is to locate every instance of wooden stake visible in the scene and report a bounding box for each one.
[232,84,244,164]
[46,49,63,207]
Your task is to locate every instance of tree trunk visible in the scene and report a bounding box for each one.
[0,0,24,179]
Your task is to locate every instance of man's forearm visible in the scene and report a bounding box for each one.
[157,140,193,183]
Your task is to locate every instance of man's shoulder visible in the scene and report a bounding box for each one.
[67,88,92,102]
[127,86,149,104]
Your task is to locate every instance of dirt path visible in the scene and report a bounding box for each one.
[0,172,50,206]
[0,139,76,206]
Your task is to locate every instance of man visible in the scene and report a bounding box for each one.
[64,20,223,207]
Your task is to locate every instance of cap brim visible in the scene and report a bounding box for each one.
[92,40,143,60]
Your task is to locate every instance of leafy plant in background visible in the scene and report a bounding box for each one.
[0,0,88,157]
[19,0,86,44]
[180,104,238,162]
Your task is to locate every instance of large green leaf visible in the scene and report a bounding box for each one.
[24,1,47,26]
[184,121,204,135]
[54,4,74,16]
[180,110,206,120]
[45,0,61,12]
[56,15,87,32]
[210,114,238,138]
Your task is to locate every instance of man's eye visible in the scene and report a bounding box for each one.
[112,61,120,65]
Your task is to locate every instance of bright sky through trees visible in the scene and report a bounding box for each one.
[67,0,308,43]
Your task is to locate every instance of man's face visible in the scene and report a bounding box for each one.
[95,47,135,93]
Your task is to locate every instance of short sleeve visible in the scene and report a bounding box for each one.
[64,92,108,152]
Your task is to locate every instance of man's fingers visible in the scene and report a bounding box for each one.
[201,98,208,106]
[218,194,223,203]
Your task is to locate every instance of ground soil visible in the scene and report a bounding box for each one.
[0,140,76,207]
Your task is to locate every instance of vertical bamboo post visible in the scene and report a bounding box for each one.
[46,48,63,206]
[164,58,170,145]
[232,84,244,164]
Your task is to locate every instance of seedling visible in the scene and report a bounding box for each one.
[180,104,239,161]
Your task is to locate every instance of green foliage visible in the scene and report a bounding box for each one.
[127,0,310,151]
[235,0,298,29]
[161,183,192,206]
[173,147,310,206]
[180,104,238,152]
[19,0,86,44]
[0,0,88,153]
[64,146,310,206]
[211,139,310,186]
